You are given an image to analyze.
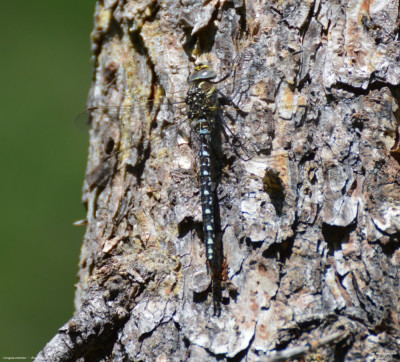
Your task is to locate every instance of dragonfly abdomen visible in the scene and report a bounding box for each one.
[197,120,216,263]
[199,133,215,262]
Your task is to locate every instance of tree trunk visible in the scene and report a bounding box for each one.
[37,0,400,361]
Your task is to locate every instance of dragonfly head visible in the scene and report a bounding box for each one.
[189,64,217,82]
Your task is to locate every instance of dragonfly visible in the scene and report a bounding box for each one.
[74,49,311,302]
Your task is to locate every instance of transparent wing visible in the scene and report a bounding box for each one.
[75,47,304,133]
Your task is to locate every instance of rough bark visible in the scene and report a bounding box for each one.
[37,0,400,361]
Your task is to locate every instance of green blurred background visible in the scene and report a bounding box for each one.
[0,1,95,356]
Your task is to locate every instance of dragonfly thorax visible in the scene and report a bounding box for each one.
[186,65,219,131]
